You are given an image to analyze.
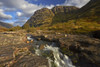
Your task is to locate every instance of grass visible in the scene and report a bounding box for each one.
[42,19,100,34]
[0,27,8,32]
[9,26,22,31]
[0,65,4,67]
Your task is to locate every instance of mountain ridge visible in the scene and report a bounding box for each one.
[23,6,78,28]
[23,0,100,34]
[0,21,13,28]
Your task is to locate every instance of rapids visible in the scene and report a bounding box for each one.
[27,34,75,67]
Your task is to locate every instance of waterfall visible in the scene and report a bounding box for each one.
[27,34,75,67]
[35,44,75,67]
[44,45,75,67]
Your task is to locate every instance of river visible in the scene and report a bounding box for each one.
[27,34,75,67]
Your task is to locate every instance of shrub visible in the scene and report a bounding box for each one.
[9,26,22,31]
[26,27,36,33]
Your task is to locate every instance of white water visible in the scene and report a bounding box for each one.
[44,45,75,67]
[27,34,75,67]
[35,43,75,67]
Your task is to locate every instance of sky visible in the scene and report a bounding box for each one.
[0,0,90,26]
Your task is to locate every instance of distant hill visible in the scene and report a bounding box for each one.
[0,21,13,28]
[0,26,8,32]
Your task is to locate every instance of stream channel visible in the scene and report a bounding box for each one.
[27,34,75,67]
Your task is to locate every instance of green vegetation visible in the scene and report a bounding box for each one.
[52,13,73,24]
[51,62,57,67]
[61,47,78,64]
[22,23,31,29]
[21,0,100,35]
[26,27,36,33]
[46,20,100,34]
[9,26,22,31]
[0,26,8,32]
[77,0,100,23]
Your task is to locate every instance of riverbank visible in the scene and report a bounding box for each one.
[0,30,100,67]
[0,30,49,67]
[30,30,100,67]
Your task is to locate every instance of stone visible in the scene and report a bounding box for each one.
[39,65,47,67]
[26,41,30,43]
[92,30,100,39]
[39,44,45,50]
[44,35,48,38]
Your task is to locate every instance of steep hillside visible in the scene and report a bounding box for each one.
[52,6,78,14]
[0,22,13,28]
[52,6,78,24]
[23,6,78,28]
[77,0,100,23]
[36,0,100,34]
[23,8,54,28]
[0,26,8,32]
[23,0,100,34]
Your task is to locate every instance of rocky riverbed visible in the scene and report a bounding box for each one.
[0,30,100,67]
[30,30,100,67]
[0,31,49,67]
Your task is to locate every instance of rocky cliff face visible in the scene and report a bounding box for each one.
[23,6,78,27]
[24,8,54,27]
[52,6,78,24]
[52,6,78,14]
[23,0,100,28]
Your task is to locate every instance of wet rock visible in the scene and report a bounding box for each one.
[39,65,47,67]
[44,35,48,38]
[59,35,100,67]
[92,30,100,39]
[39,44,45,50]
[8,46,48,67]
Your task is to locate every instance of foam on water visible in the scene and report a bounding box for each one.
[27,34,75,67]
[35,43,75,67]
[44,45,75,67]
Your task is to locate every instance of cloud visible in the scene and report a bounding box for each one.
[0,0,44,26]
[64,0,90,8]
[0,0,43,17]
[4,8,16,12]
[13,19,27,26]
[0,2,3,7]
[0,0,90,26]
[0,9,12,20]
[16,12,23,17]
[46,5,54,9]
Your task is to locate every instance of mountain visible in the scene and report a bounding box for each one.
[23,0,100,34]
[23,8,54,28]
[23,0,100,28]
[0,21,13,28]
[23,6,78,28]
[51,6,78,24]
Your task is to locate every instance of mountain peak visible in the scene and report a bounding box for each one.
[52,6,78,14]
